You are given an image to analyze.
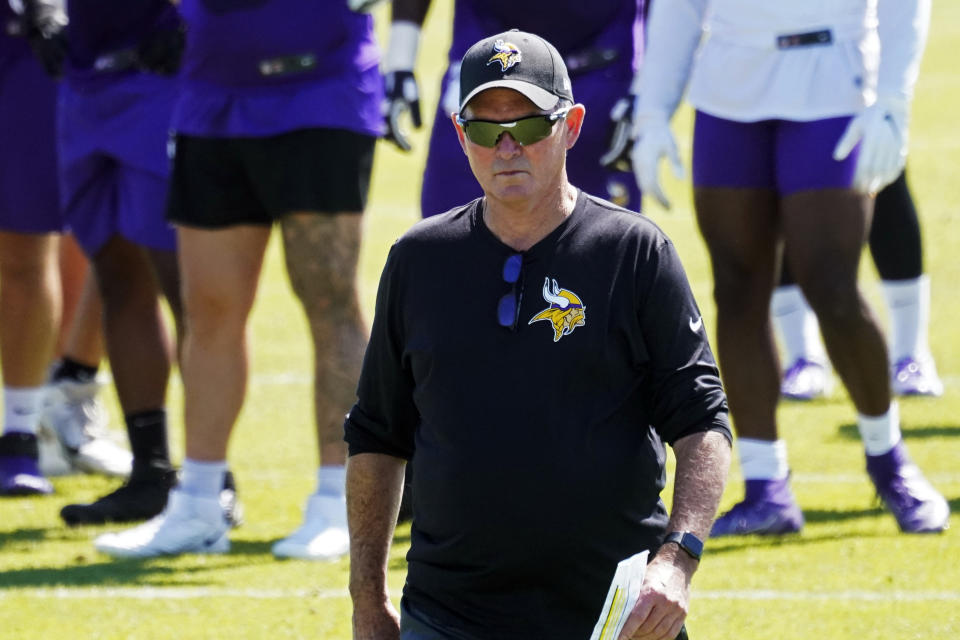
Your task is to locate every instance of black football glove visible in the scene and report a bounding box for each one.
[21,0,67,78]
[598,94,639,173]
[382,70,422,152]
[137,26,186,75]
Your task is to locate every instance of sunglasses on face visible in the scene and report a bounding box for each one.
[497,253,524,331]
[457,107,571,148]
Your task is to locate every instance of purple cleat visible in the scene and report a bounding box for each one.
[781,358,830,401]
[711,477,804,537]
[891,357,944,397]
[0,432,54,496]
[866,441,949,533]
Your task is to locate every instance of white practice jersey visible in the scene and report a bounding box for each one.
[687,0,879,122]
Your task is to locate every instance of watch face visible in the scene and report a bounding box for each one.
[682,532,704,558]
[667,531,703,560]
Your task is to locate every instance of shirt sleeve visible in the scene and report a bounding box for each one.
[637,238,731,446]
[344,242,419,459]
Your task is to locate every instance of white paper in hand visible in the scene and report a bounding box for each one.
[588,550,649,640]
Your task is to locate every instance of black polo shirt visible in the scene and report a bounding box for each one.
[346,190,730,639]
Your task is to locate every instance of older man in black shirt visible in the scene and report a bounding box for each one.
[346,30,732,640]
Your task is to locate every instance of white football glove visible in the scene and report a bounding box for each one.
[347,0,386,12]
[833,98,909,195]
[630,113,684,210]
[598,95,640,172]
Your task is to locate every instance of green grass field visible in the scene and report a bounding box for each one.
[2,2,959,638]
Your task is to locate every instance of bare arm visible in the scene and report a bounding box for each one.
[347,452,407,640]
[619,430,731,640]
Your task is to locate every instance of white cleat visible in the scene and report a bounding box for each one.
[95,490,230,558]
[272,493,349,560]
[41,379,133,478]
[37,421,74,477]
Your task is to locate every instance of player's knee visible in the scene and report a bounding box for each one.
[711,268,770,315]
[804,281,864,328]
[287,263,361,321]
[95,266,157,311]
[182,286,251,337]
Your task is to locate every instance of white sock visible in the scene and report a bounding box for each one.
[771,285,826,366]
[179,458,228,499]
[3,387,45,436]
[738,438,789,480]
[882,275,931,363]
[316,465,346,498]
[857,402,901,456]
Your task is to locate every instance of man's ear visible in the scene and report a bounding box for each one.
[452,112,468,153]
[563,104,586,150]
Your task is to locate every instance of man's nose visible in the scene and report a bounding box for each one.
[495,132,523,157]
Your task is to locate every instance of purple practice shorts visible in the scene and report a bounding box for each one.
[0,53,63,233]
[57,74,178,256]
[692,110,859,195]
[421,66,641,217]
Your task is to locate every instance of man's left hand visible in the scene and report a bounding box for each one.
[347,0,386,11]
[599,95,639,172]
[617,551,693,640]
[382,70,422,152]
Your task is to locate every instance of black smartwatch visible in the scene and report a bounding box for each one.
[663,531,703,561]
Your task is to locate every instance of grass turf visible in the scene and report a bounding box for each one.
[1,1,958,637]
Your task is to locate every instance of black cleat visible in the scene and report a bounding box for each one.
[60,466,177,526]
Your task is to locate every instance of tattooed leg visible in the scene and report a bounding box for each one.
[280,212,367,466]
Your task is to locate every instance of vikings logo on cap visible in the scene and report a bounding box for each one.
[529,278,586,342]
[487,39,522,72]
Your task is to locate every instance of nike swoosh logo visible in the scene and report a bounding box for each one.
[750,514,780,532]
[689,316,703,332]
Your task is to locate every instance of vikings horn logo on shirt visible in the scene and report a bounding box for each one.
[487,39,522,72]
[529,278,586,342]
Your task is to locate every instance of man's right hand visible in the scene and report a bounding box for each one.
[21,0,67,78]
[352,597,401,640]
[599,95,639,172]
[833,98,909,195]
[137,26,186,76]
[381,19,423,152]
[382,70,422,152]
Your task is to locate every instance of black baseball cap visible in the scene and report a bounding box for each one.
[458,30,574,113]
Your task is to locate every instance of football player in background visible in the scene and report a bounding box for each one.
[17,0,209,525]
[1,0,132,489]
[633,0,949,536]
[0,0,66,495]
[95,0,382,560]
[774,169,942,400]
